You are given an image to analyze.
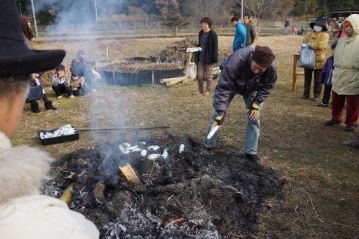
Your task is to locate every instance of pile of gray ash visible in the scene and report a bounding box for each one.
[43,134,282,238]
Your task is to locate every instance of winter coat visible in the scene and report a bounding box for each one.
[197,30,218,64]
[302,31,329,69]
[214,48,277,114]
[245,22,256,46]
[321,56,334,86]
[233,22,247,51]
[52,74,70,87]
[0,131,99,239]
[332,14,359,95]
[70,56,87,77]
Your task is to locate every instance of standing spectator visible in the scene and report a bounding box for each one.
[19,15,33,47]
[283,20,290,35]
[52,64,72,98]
[28,73,57,113]
[292,24,298,35]
[243,14,256,46]
[325,14,359,132]
[0,1,99,238]
[231,16,247,51]
[202,46,277,163]
[301,17,329,101]
[318,41,337,107]
[197,17,218,95]
[19,15,57,112]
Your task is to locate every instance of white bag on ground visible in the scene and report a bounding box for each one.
[185,62,197,80]
[298,45,315,69]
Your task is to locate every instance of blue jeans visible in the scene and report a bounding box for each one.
[202,91,263,155]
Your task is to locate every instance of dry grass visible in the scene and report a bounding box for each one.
[13,35,359,238]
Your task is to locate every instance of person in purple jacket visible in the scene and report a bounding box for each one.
[202,46,277,163]
[318,41,337,107]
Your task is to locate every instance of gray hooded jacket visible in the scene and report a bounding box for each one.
[214,48,277,113]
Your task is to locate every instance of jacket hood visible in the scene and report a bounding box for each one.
[344,14,359,36]
[0,131,54,204]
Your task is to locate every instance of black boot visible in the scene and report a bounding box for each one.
[30,101,40,113]
[44,100,57,110]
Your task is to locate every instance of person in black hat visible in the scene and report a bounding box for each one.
[301,17,329,101]
[0,1,99,238]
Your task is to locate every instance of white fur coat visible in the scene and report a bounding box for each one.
[0,131,99,239]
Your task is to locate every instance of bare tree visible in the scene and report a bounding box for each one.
[160,4,188,36]
[184,0,232,28]
[271,0,295,18]
[235,0,270,19]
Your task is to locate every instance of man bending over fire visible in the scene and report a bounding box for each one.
[202,46,277,163]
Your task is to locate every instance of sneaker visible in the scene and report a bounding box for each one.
[317,103,328,107]
[324,119,341,126]
[70,95,75,98]
[300,95,309,99]
[343,125,358,132]
[57,95,63,99]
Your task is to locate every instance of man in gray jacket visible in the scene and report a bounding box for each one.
[202,46,277,162]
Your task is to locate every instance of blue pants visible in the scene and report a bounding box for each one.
[202,92,263,155]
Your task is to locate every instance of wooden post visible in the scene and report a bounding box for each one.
[292,54,299,92]
[106,45,109,62]
[151,71,155,84]
[112,70,116,85]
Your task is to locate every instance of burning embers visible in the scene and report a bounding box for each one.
[43,134,282,238]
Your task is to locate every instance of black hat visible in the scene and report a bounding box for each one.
[310,17,328,31]
[0,0,66,78]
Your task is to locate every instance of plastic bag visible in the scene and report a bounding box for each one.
[298,45,315,69]
[27,85,44,101]
[185,62,197,79]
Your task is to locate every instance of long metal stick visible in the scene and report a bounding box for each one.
[77,126,170,132]
[30,0,39,38]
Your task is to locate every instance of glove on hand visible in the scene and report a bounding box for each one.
[212,113,225,127]
[249,101,260,121]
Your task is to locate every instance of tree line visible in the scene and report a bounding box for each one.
[16,0,359,27]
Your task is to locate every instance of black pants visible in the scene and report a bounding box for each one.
[52,84,72,96]
[29,95,52,112]
[321,84,332,105]
[303,68,322,98]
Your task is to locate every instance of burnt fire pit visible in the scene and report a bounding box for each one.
[100,61,185,86]
[43,134,282,238]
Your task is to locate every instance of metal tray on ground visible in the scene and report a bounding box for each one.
[38,127,80,146]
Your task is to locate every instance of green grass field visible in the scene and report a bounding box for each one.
[13,35,359,238]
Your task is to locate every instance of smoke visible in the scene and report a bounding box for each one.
[32,0,126,32]
[30,0,136,148]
